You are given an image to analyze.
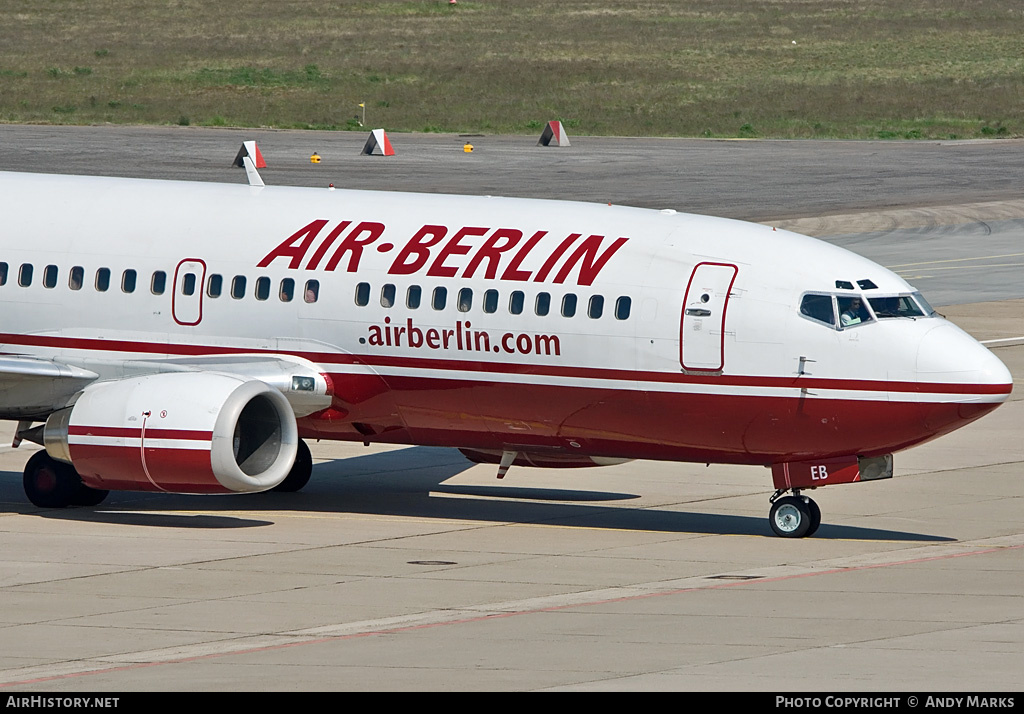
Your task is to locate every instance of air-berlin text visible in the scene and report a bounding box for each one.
[257,220,629,287]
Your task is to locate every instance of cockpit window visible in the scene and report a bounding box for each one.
[800,293,836,326]
[837,295,873,328]
[857,279,878,290]
[868,294,926,319]
[801,291,935,330]
[912,291,937,316]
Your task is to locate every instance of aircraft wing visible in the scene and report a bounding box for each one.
[0,350,333,421]
[0,356,99,418]
[123,353,333,417]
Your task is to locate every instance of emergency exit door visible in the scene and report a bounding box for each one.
[680,262,738,372]
[172,259,206,326]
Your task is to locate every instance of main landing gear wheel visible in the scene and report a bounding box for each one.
[272,439,313,492]
[769,494,821,538]
[73,482,110,507]
[23,451,107,508]
[805,497,822,537]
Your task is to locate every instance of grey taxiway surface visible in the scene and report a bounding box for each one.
[0,126,1021,691]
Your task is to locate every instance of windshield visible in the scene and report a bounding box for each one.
[911,291,937,316]
[868,294,927,319]
[800,291,937,330]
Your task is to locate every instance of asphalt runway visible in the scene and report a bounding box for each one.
[0,126,1020,692]
[2,124,1024,220]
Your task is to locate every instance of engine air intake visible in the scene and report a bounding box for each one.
[45,372,298,494]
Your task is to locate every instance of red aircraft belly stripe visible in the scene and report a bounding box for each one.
[69,425,213,441]
[361,355,1010,395]
[0,332,1010,396]
[311,371,1004,464]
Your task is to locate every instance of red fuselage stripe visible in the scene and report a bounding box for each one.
[0,332,1010,396]
[68,425,213,441]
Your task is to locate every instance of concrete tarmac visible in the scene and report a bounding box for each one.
[0,127,1020,692]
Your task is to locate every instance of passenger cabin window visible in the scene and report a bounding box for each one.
[122,269,137,293]
[151,271,166,295]
[182,273,197,296]
[457,288,472,312]
[509,291,524,315]
[0,262,7,286]
[535,292,550,316]
[406,285,421,309]
[255,276,271,301]
[19,264,33,287]
[43,265,58,289]
[381,284,396,308]
[280,278,294,302]
[231,275,246,300]
[432,286,447,310]
[800,293,836,326]
[304,280,319,303]
[588,295,604,319]
[208,274,223,298]
[615,296,631,320]
[95,268,110,292]
[354,282,370,306]
[69,266,84,291]
[483,289,498,314]
[561,294,577,317]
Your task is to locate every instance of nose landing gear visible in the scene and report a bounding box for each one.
[768,490,821,538]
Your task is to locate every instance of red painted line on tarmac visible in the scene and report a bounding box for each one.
[2,542,1020,688]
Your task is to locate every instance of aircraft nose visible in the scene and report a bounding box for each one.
[917,322,1013,398]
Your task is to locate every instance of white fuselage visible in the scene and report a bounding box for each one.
[0,171,1011,469]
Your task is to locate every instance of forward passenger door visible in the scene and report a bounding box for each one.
[680,262,738,372]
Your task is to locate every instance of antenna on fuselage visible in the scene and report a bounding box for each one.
[233,140,266,187]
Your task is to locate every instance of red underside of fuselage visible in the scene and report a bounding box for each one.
[301,372,1004,466]
[0,333,1006,470]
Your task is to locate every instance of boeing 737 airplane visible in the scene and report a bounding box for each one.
[0,156,1012,537]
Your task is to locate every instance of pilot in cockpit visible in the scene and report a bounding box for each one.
[840,297,863,326]
[874,296,900,317]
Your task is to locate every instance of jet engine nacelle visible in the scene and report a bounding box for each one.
[43,372,298,494]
